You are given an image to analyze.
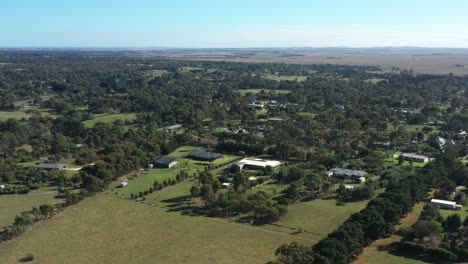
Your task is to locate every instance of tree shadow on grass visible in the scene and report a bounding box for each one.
[160,195,191,204]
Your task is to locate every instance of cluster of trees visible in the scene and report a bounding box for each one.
[129,171,190,199]
[396,203,468,262]
[1,203,54,241]
[189,171,287,224]
[272,152,468,263]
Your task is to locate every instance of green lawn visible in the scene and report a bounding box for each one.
[262,74,307,82]
[179,66,205,72]
[439,208,468,220]
[0,186,61,228]
[111,146,240,197]
[238,89,292,95]
[0,194,309,264]
[82,113,137,128]
[0,111,29,121]
[259,198,371,242]
[366,78,387,84]
[144,69,168,78]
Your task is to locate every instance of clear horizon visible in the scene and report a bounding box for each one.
[2,0,468,48]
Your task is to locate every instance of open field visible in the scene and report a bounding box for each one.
[153,49,468,75]
[144,69,168,78]
[111,146,241,197]
[259,198,371,242]
[0,194,309,264]
[366,78,387,84]
[238,89,292,95]
[82,113,137,128]
[0,111,29,121]
[0,186,61,228]
[261,74,307,82]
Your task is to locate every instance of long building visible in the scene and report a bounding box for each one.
[400,153,429,163]
[431,199,457,210]
[234,158,282,170]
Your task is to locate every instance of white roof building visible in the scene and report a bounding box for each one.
[234,158,282,170]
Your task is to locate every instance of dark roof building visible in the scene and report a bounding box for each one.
[34,163,67,170]
[150,156,178,168]
[187,150,222,161]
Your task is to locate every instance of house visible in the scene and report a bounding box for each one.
[431,199,457,210]
[163,124,182,132]
[344,185,355,190]
[326,168,367,179]
[150,156,178,168]
[187,150,222,161]
[221,182,232,188]
[34,163,66,171]
[0,185,5,189]
[234,158,282,170]
[120,181,128,187]
[458,130,467,137]
[400,153,429,163]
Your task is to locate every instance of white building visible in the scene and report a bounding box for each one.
[400,153,429,163]
[234,158,282,170]
[431,199,457,210]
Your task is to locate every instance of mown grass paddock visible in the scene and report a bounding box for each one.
[0,194,308,264]
[0,186,62,228]
[82,113,137,128]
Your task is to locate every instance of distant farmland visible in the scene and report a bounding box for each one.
[152,49,468,75]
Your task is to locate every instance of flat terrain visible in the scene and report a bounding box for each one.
[0,194,309,264]
[259,198,370,242]
[0,111,29,121]
[82,113,137,128]
[154,49,468,75]
[0,186,61,228]
[238,89,292,95]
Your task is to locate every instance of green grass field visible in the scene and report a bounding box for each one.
[82,113,137,128]
[144,69,168,78]
[0,111,29,121]
[111,146,240,197]
[259,198,371,242]
[238,89,292,95]
[0,194,309,264]
[0,186,61,228]
[366,78,387,84]
[262,74,307,82]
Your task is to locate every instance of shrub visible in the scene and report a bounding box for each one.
[398,241,427,254]
[426,247,457,262]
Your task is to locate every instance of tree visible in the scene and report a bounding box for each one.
[200,184,215,206]
[444,213,462,232]
[273,242,314,264]
[39,204,54,218]
[190,185,201,198]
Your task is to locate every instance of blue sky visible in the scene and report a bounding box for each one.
[2,0,468,47]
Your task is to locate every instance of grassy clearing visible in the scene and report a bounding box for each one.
[366,78,387,84]
[0,194,308,264]
[238,89,292,95]
[262,74,307,82]
[144,69,168,78]
[0,111,29,121]
[179,66,205,72]
[258,197,371,242]
[0,186,61,228]
[111,146,240,197]
[82,113,137,128]
[439,208,468,220]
